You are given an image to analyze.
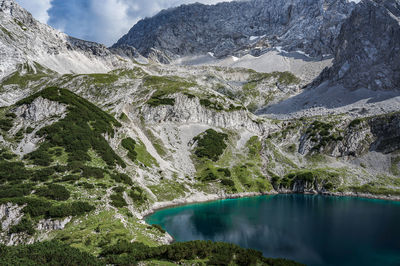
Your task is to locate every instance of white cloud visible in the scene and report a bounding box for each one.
[15,0,51,24]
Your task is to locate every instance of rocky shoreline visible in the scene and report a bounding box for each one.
[142,190,400,219]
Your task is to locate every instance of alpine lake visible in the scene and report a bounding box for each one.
[146,194,400,266]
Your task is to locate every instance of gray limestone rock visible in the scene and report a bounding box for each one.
[313,0,400,91]
[113,0,355,62]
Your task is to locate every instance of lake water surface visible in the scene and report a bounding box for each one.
[146,194,400,266]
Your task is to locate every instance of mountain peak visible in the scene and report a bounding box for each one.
[113,0,355,62]
[0,0,133,80]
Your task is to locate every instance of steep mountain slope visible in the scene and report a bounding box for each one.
[0,0,132,80]
[260,0,400,119]
[113,0,354,62]
[313,0,400,91]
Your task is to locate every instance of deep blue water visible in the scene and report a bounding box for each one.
[146,194,400,266]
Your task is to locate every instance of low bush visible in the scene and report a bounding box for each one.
[0,183,34,198]
[221,179,235,187]
[148,224,165,234]
[100,240,303,266]
[200,99,224,111]
[147,97,175,107]
[129,186,147,204]
[0,240,102,265]
[217,168,231,177]
[121,138,137,162]
[110,188,126,208]
[82,166,104,179]
[31,167,55,182]
[0,161,32,183]
[36,184,70,201]
[48,201,95,218]
[77,182,95,189]
[193,129,228,161]
[9,217,35,235]
[0,119,13,131]
[110,173,133,185]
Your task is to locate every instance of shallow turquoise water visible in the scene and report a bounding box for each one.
[146,194,400,266]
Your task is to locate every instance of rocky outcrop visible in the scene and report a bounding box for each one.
[36,217,71,231]
[0,203,24,232]
[313,0,400,91]
[299,124,373,157]
[113,0,354,61]
[14,97,67,123]
[9,97,67,155]
[140,94,276,134]
[299,112,400,157]
[369,113,400,153]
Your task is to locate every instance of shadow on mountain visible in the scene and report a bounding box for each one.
[257,82,400,116]
[277,51,333,62]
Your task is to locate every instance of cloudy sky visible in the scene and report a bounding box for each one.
[15,0,229,46]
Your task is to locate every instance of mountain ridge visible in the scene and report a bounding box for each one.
[0,0,136,80]
[113,0,355,62]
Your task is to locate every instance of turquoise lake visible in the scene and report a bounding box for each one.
[146,194,400,266]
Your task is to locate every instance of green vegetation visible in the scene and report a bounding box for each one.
[110,173,133,186]
[0,26,13,39]
[349,118,363,128]
[121,137,137,162]
[194,135,272,194]
[199,99,224,111]
[143,76,196,94]
[48,201,95,218]
[145,129,168,157]
[14,19,27,31]
[1,62,52,88]
[349,183,400,196]
[0,115,14,132]
[147,97,175,107]
[36,184,70,201]
[247,71,301,86]
[129,186,147,205]
[18,87,125,168]
[390,156,400,176]
[52,210,162,255]
[0,241,101,266]
[272,169,340,191]
[193,129,228,161]
[149,180,188,201]
[134,140,158,167]
[0,161,32,183]
[0,183,34,199]
[110,187,127,208]
[305,120,343,152]
[100,240,302,266]
[148,224,166,234]
[87,73,119,84]
[9,217,35,235]
[144,76,196,107]
[0,240,302,266]
[0,195,94,219]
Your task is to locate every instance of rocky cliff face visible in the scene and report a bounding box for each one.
[140,94,274,135]
[113,0,354,61]
[313,0,400,91]
[0,0,132,80]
